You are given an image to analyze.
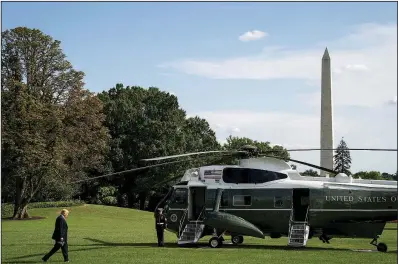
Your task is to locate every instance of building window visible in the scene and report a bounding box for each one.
[233,195,252,206]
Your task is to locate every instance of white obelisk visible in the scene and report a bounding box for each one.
[320,48,334,176]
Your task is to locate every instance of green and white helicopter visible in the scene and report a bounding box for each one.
[77,146,397,252]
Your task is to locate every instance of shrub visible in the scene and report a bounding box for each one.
[97,186,117,197]
[95,186,118,206]
[1,200,85,218]
[2,204,14,218]
[102,196,118,206]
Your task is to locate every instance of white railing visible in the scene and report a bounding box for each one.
[197,205,206,221]
[288,202,294,235]
[179,209,188,237]
[304,206,310,223]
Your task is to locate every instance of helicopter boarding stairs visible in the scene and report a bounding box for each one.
[288,205,310,247]
[177,207,206,245]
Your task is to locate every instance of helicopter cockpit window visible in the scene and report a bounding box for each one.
[223,168,287,184]
[170,188,188,205]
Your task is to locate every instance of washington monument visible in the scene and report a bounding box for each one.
[320,48,334,176]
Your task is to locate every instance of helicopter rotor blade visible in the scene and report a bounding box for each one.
[261,155,338,175]
[68,158,194,184]
[140,153,238,190]
[142,148,397,163]
[285,148,398,152]
[69,152,238,185]
[141,150,245,162]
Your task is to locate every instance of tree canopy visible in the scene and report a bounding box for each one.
[95,84,221,209]
[1,27,110,218]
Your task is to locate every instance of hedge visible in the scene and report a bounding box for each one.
[1,200,85,218]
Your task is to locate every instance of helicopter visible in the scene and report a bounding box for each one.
[72,146,397,252]
[142,146,397,252]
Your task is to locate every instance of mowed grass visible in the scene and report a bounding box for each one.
[2,204,397,264]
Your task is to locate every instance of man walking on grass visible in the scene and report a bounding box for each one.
[42,208,70,262]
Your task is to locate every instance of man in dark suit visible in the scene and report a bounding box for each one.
[154,208,167,247]
[42,209,70,262]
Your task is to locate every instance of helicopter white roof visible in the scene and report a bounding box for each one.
[239,157,292,171]
[177,156,397,191]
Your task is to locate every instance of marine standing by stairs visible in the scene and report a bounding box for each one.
[155,208,167,247]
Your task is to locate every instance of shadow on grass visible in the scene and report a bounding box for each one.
[5,246,108,263]
[83,237,398,254]
[6,237,397,263]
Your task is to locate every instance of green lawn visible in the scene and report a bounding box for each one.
[2,204,397,264]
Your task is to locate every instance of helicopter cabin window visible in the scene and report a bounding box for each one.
[222,168,288,184]
[206,190,216,202]
[221,192,229,207]
[274,196,284,208]
[233,195,252,206]
[171,188,188,205]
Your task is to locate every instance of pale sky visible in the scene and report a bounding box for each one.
[3,2,397,173]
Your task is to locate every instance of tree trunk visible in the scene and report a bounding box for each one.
[13,201,30,219]
[127,191,136,208]
[13,177,30,219]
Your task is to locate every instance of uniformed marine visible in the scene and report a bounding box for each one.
[154,208,167,247]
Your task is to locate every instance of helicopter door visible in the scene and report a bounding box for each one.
[292,188,310,222]
[188,186,207,221]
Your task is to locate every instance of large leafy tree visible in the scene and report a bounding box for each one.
[333,137,352,175]
[97,84,221,209]
[1,27,110,218]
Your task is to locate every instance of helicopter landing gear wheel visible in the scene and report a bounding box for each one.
[370,236,387,252]
[209,237,223,248]
[231,235,244,245]
[377,243,387,252]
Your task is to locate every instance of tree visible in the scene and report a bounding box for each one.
[333,137,352,175]
[381,172,397,181]
[97,84,220,210]
[222,136,290,162]
[352,171,383,180]
[301,169,320,177]
[2,82,61,218]
[1,27,110,218]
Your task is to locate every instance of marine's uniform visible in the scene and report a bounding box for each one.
[155,212,167,247]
